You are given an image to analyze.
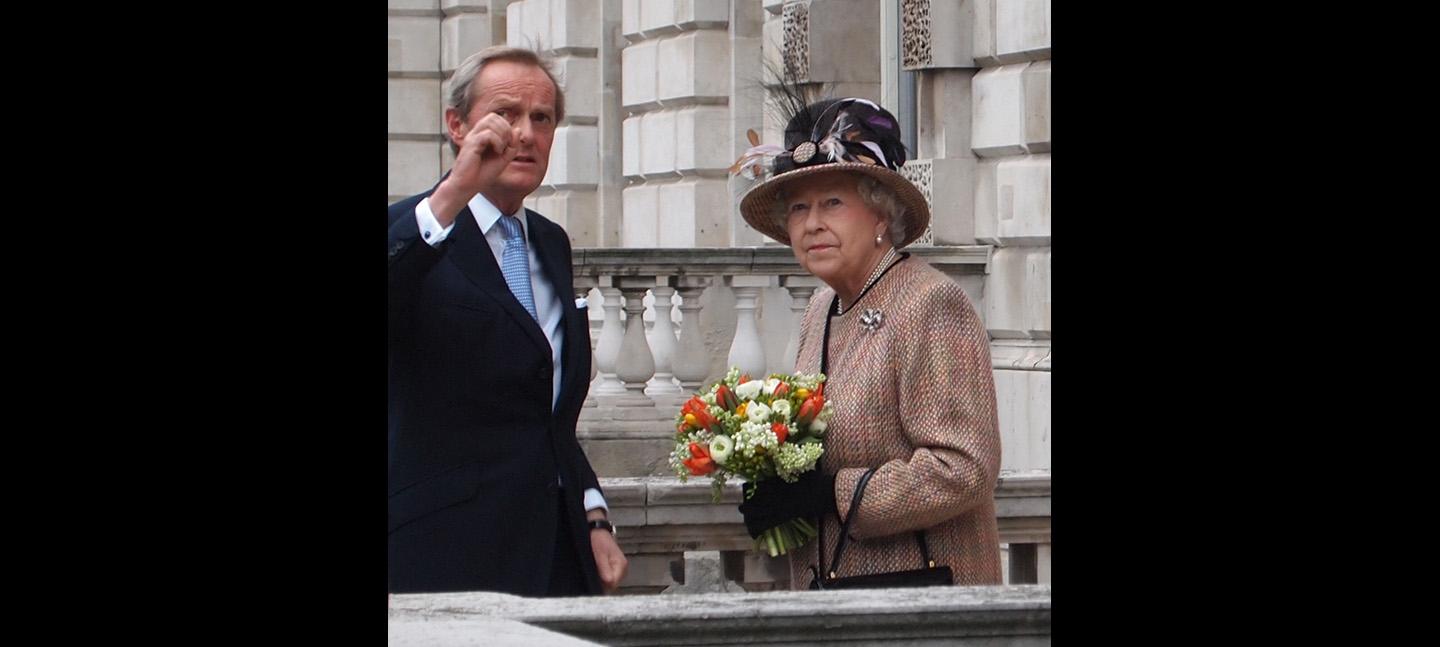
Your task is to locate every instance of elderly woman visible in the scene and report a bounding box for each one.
[734,98,1002,589]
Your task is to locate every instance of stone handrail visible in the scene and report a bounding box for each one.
[390,584,1052,646]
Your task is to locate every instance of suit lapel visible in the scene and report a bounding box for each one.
[445,206,551,356]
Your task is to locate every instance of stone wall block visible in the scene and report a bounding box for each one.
[658,30,731,104]
[639,0,680,37]
[623,115,641,177]
[995,154,1050,245]
[1025,247,1050,337]
[916,68,975,160]
[1022,60,1050,153]
[974,0,997,64]
[658,179,730,247]
[995,368,1049,472]
[917,157,977,245]
[535,189,599,246]
[971,64,1026,157]
[996,0,1050,63]
[973,158,1000,244]
[639,110,678,177]
[389,16,441,74]
[622,183,660,246]
[389,140,442,199]
[544,124,599,187]
[551,0,601,50]
[388,78,442,135]
[555,55,601,120]
[441,11,493,73]
[676,0,730,29]
[985,247,1028,340]
[622,0,641,38]
[505,0,552,50]
[621,39,659,109]
[806,0,881,84]
[674,105,732,173]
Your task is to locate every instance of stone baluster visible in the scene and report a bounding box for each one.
[573,275,600,406]
[592,278,628,398]
[614,276,659,408]
[646,277,684,401]
[779,275,821,373]
[671,276,712,394]
[726,275,771,380]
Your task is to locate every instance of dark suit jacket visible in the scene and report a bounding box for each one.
[387,186,600,595]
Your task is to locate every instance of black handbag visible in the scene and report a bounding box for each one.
[808,468,954,590]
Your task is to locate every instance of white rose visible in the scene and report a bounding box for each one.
[709,435,734,464]
[762,378,781,395]
[746,402,771,422]
[770,398,791,418]
[809,419,828,435]
[735,380,763,400]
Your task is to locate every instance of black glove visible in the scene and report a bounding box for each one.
[737,470,837,539]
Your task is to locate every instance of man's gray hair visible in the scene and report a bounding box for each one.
[445,46,566,154]
[770,174,909,247]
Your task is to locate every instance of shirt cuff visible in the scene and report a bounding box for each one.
[415,197,455,247]
[583,488,609,515]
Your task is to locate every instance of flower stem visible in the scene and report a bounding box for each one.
[753,519,819,556]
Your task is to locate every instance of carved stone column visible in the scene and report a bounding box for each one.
[779,275,821,373]
[725,274,771,380]
[671,276,713,394]
[646,277,684,400]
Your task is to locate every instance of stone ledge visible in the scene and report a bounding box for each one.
[603,471,1050,525]
[388,617,601,646]
[573,246,992,277]
[391,585,1052,646]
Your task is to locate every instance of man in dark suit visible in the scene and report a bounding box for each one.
[387,46,627,596]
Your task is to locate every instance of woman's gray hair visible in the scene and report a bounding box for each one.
[445,46,566,154]
[770,174,910,246]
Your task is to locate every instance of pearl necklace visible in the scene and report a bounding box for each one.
[838,246,898,314]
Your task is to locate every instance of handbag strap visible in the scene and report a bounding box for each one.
[826,468,876,579]
[824,468,939,579]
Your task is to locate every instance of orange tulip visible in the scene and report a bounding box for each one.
[771,422,789,444]
[715,384,738,411]
[681,397,719,432]
[797,393,826,426]
[682,442,716,475]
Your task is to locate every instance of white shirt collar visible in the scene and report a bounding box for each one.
[469,193,527,238]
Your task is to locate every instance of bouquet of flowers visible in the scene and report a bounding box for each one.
[669,367,836,556]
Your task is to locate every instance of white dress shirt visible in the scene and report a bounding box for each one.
[415,195,608,515]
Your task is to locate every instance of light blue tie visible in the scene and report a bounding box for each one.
[495,215,538,321]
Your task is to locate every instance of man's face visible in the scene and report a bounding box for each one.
[461,60,557,203]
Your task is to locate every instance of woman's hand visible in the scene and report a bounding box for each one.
[737,470,838,538]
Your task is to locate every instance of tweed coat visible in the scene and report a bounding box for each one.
[787,255,1003,589]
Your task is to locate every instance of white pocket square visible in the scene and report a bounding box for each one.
[575,297,589,309]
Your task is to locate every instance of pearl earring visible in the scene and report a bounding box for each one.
[875,235,883,246]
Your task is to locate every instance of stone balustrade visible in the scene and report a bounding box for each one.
[570,246,991,478]
[390,583,1052,646]
[600,469,1050,593]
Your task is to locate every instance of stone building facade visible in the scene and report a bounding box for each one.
[388,0,1051,589]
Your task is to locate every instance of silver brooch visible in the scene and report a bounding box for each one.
[859,308,884,332]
